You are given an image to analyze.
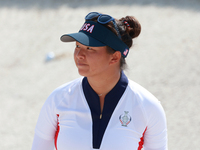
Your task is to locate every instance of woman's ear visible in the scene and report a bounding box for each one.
[109,51,121,65]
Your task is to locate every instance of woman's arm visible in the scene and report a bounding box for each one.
[144,101,168,150]
[31,133,54,150]
[32,90,60,150]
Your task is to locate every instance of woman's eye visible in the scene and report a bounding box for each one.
[87,47,92,50]
[76,45,80,48]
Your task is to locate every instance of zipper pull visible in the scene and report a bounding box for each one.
[100,114,102,119]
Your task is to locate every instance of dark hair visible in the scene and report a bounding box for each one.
[90,15,141,70]
[106,16,141,70]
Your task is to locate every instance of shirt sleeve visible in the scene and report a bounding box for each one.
[32,91,59,148]
[143,100,168,150]
[31,133,54,150]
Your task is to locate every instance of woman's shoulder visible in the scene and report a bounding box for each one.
[54,77,83,92]
[44,77,83,106]
[127,79,166,122]
[127,79,157,100]
[127,79,162,109]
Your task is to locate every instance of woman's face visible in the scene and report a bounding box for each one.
[74,42,114,78]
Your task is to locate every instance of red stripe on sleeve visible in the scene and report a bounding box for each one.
[55,114,60,150]
[138,127,147,150]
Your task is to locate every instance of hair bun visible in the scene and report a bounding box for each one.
[120,16,141,39]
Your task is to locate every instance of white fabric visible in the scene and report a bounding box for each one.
[31,133,54,150]
[32,78,168,150]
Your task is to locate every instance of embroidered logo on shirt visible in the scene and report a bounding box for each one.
[119,111,131,127]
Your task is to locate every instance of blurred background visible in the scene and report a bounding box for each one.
[0,0,200,149]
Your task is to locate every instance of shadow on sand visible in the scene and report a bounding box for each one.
[0,0,200,11]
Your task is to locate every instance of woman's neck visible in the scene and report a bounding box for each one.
[87,70,121,97]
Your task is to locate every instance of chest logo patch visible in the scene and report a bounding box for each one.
[119,111,131,127]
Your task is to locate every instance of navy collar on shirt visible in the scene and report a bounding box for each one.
[82,71,128,149]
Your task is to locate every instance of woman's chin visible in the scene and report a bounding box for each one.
[77,69,89,77]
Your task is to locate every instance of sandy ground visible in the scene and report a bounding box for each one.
[0,0,200,149]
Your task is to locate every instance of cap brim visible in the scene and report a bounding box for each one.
[60,32,106,47]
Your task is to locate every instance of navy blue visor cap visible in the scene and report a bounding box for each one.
[60,21,129,58]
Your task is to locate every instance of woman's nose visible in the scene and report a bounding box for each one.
[76,48,85,59]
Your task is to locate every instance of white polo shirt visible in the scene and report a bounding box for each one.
[34,73,167,150]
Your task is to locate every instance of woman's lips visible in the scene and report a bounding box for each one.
[77,62,88,66]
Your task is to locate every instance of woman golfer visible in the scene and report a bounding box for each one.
[32,12,168,150]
